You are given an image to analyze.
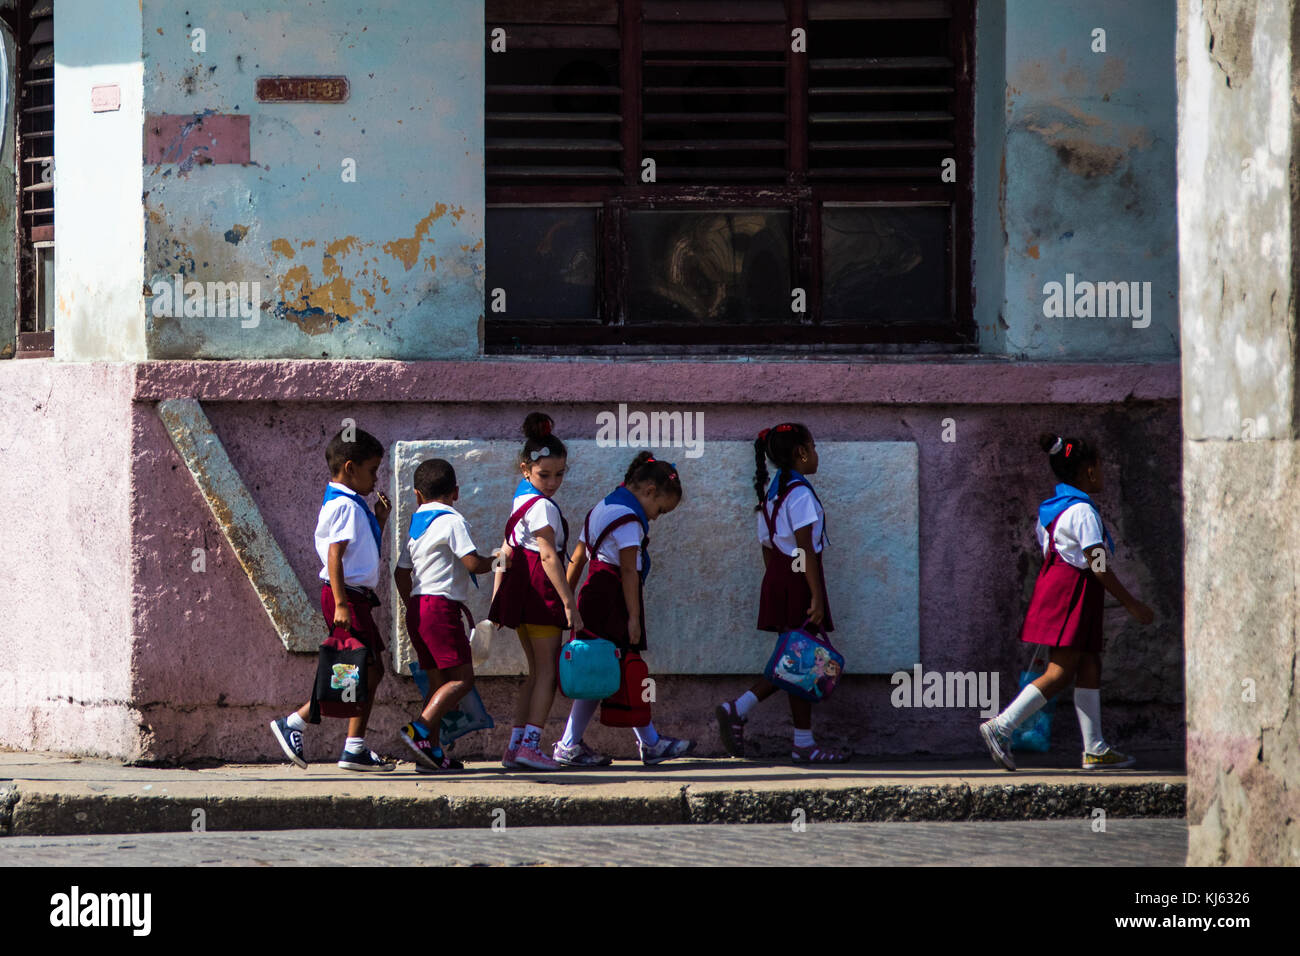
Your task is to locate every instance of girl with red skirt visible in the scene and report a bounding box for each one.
[488,412,582,771]
[980,432,1154,771]
[555,453,696,766]
[716,423,848,764]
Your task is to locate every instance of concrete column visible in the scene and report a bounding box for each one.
[1179,0,1300,864]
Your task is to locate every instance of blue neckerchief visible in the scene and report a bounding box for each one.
[408,506,478,588]
[323,484,381,551]
[1039,483,1115,553]
[765,469,827,548]
[514,478,544,498]
[603,485,650,582]
[512,479,568,558]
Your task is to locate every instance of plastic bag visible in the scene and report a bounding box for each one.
[1011,645,1056,753]
[469,620,495,667]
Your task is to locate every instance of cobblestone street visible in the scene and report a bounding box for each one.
[0,819,1187,866]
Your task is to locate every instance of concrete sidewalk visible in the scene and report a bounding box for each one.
[0,750,1185,836]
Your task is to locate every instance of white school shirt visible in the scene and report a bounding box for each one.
[756,484,826,556]
[396,503,478,603]
[507,492,566,554]
[1036,502,1105,571]
[579,499,645,570]
[316,481,381,589]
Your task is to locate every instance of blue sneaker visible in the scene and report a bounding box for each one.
[270,718,307,769]
[338,747,395,772]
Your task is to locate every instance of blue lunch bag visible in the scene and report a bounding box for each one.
[559,635,622,700]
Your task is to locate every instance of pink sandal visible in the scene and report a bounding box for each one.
[792,744,849,764]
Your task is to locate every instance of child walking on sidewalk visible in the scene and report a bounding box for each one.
[556,452,695,766]
[488,413,582,770]
[393,459,500,772]
[715,423,848,763]
[270,427,394,772]
[979,432,1154,772]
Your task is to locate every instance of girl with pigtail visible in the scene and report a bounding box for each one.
[715,423,848,763]
[488,412,582,771]
[554,452,696,766]
[979,432,1154,772]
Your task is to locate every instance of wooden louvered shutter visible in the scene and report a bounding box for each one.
[486,1,623,185]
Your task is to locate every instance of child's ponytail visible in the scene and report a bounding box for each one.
[520,412,567,464]
[754,422,813,509]
[1038,431,1098,485]
[624,451,683,501]
[753,430,771,511]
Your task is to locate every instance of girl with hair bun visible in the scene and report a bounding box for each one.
[979,431,1154,772]
[555,452,696,766]
[716,423,848,764]
[488,412,581,771]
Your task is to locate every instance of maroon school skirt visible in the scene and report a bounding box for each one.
[488,546,568,629]
[1020,545,1103,652]
[576,559,647,651]
[756,548,835,633]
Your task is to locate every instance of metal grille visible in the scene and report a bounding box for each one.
[17,0,54,348]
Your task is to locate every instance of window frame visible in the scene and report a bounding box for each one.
[486,0,976,354]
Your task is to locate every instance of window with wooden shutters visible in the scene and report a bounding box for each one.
[15,0,54,358]
[486,0,972,352]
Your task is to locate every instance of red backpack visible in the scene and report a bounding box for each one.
[600,650,651,727]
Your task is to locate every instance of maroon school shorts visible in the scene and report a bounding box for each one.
[407,594,473,670]
[320,583,386,662]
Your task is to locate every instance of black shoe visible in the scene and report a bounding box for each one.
[337,748,396,772]
[270,718,308,769]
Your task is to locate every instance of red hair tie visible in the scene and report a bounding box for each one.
[646,455,655,462]
[1064,442,1074,457]
[776,423,794,432]
[758,428,770,441]
[540,419,552,436]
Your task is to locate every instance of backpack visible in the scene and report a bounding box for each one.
[600,650,651,727]
[558,637,622,700]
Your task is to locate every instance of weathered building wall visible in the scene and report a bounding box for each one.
[118,362,1182,763]
[138,0,484,360]
[977,0,1179,359]
[53,0,147,361]
[0,363,143,758]
[1179,0,1300,865]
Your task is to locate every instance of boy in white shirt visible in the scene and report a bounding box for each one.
[270,427,395,772]
[394,459,499,772]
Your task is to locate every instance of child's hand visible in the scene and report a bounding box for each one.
[627,618,642,648]
[373,493,392,525]
[567,604,584,634]
[333,602,353,630]
[1128,600,1154,626]
[807,593,826,627]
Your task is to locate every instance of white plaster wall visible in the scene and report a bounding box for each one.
[53,0,146,361]
[391,440,920,677]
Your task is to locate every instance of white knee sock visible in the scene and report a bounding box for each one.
[734,690,759,719]
[634,722,660,747]
[1074,687,1105,754]
[561,699,599,748]
[995,684,1047,735]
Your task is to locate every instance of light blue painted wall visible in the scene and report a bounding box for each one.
[984,0,1179,359]
[140,0,484,359]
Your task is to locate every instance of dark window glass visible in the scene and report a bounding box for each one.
[822,204,950,324]
[486,206,600,321]
[626,210,791,324]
